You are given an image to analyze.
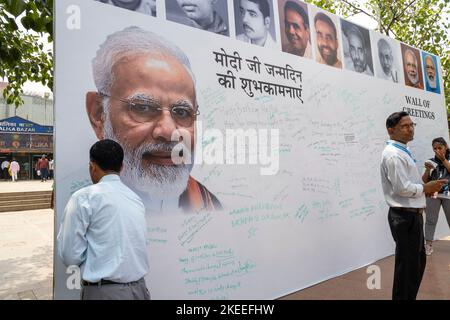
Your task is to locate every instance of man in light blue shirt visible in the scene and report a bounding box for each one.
[380,111,447,300]
[57,139,150,300]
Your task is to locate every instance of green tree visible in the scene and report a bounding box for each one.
[308,0,450,112]
[0,0,53,106]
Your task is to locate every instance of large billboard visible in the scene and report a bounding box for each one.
[55,0,449,299]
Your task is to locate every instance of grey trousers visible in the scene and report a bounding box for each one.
[81,278,150,300]
[425,197,450,241]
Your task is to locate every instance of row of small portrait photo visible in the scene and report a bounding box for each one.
[95,0,441,94]
[278,0,441,94]
[166,0,279,48]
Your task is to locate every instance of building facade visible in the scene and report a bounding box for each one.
[0,84,53,180]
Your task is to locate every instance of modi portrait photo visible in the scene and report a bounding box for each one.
[85,26,223,215]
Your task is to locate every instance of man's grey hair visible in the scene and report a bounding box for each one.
[404,48,417,64]
[425,54,434,64]
[92,26,196,95]
[377,38,391,53]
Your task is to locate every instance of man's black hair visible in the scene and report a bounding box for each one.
[89,139,124,172]
[284,1,309,28]
[246,0,271,19]
[386,111,409,129]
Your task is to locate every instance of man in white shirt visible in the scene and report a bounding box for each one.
[380,111,447,300]
[57,139,150,300]
[236,0,277,49]
[49,159,54,180]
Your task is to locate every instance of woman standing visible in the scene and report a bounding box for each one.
[422,137,450,255]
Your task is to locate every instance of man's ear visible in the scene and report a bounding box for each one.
[264,17,271,29]
[86,91,105,139]
[387,127,394,135]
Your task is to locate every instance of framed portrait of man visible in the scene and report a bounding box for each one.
[401,44,424,90]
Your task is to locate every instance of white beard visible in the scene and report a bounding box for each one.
[407,72,419,85]
[427,76,437,89]
[102,112,192,201]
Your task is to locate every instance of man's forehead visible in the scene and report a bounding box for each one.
[405,52,415,62]
[112,53,191,79]
[380,45,391,54]
[241,0,260,12]
[111,53,195,94]
[316,20,334,33]
[286,9,303,20]
[398,116,412,124]
[115,53,179,67]
[348,33,363,44]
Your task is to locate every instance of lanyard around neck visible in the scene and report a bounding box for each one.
[386,141,416,163]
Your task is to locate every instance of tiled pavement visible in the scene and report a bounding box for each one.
[0,209,53,300]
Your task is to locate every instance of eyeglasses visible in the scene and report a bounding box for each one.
[99,92,199,127]
[399,122,417,129]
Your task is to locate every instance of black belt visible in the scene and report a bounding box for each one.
[82,279,141,286]
[391,207,424,214]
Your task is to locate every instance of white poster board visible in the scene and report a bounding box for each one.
[54,0,449,299]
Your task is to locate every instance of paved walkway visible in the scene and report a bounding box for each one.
[281,236,450,300]
[0,180,53,193]
[0,209,53,300]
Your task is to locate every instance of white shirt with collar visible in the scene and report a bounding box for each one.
[379,68,399,83]
[237,32,278,50]
[57,174,149,283]
[380,139,425,208]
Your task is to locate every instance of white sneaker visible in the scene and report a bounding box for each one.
[425,243,433,256]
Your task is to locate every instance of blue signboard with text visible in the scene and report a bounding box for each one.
[0,116,53,134]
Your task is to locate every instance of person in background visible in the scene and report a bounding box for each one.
[9,159,20,182]
[421,137,450,255]
[49,158,54,179]
[37,155,49,182]
[1,159,10,181]
[380,111,447,300]
[57,139,150,300]
[23,162,30,180]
